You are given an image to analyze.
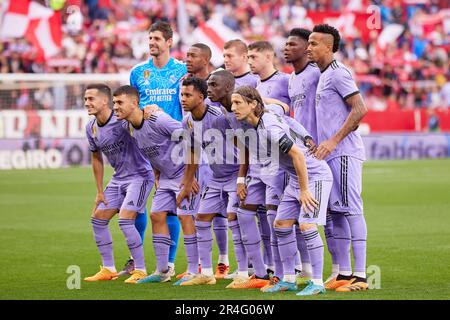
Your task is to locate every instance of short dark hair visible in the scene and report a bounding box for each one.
[149,20,173,40]
[192,43,212,61]
[288,28,311,42]
[312,24,340,53]
[210,69,235,88]
[85,83,111,100]
[182,77,208,100]
[224,39,248,54]
[248,41,274,53]
[113,85,139,101]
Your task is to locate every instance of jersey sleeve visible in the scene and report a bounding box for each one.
[155,112,183,137]
[265,103,286,116]
[129,67,138,88]
[265,117,294,154]
[85,123,98,152]
[333,68,359,100]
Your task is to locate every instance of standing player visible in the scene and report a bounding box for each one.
[230,86,333,296]
[130,21,187,276]
[247,40,300,281]
[308,24,369,292]
[223,39,258,89]
[176,77,245,286]
[83,84,153,284]
[284,28,339,284]
[112,85,200,284]
[185,43,230,277]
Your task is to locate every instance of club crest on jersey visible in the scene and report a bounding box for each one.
[143,70,151,85]
[187,120,193,129]
[92,124,97,137]
[169,75,177,84]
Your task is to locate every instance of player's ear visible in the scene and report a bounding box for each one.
[167,37,173,48]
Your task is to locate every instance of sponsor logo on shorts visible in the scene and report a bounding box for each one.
[333,201,340,207]
[127,200,135,206]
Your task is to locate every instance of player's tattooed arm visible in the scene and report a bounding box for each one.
[143,104,163,119]
[177,149,200,208]
[315,93,368,160]
[288,145,318,213]
[92,151,108,206]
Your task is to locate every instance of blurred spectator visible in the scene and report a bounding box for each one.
[0,0,448,110]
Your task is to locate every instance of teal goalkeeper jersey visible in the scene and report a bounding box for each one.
[130,57,187,121]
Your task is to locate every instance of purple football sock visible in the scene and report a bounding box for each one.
[346,214,367,274]
[237,208,266,277]
[274,226,297,277]
[119,218,145,271]
[331,212,352,274]
[257,206,273,269]
[295,227,311,264]
[91,218,115,269]
[196,220,213,269]
[324,213,339,265]
[229,219,248,272]
[267,211,283,277]
[302,227,324,281]
[184,234,199,274]
[213,216,228,256]
[152,233,171,273]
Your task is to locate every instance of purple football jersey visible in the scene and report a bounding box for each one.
[253,112,332,184]
[182,105,239,180]
[257,71,291,106]
[234,72,258,89]
[288,63,320,142]
[86,112,153,181]
[316,60,366,161]
[127,111,185,179]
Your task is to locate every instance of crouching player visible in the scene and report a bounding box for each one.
[112,85,201,284]
[231,86,333,296]
[175,77,246,286]
[83,84,154,283]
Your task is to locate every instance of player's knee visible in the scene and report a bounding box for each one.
[273,219,295,228]
[227,212,237,222]
[299,223,317,232]
[266,204,278,211]
[195,214,214,222]
[151,212,165,225]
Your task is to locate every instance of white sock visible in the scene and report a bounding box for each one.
[218,255,229,265]
[104,266,117,273]
[237,271,249,277]
[283,275,296,283]
[331,264,339,276]
[295,264,302,271]
[312,278,324,286]
[268,265,275,271]
[303,263,312,277]
[168,262,175,269]
[353,272,366,278]
[340,270,352,276]
[202,268,214,276]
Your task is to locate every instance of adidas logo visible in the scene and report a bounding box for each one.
[272,195,279,200]
[303,213,311,219]
[127,200,134,206]
[181,205,187,210]
[233,202,239,208]
[333,201,340,207]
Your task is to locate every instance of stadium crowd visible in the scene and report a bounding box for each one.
[0,0,449,110]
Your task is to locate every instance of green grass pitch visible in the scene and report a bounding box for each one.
[1,159,450,300]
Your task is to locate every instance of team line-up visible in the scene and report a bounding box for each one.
[83,20,369,296]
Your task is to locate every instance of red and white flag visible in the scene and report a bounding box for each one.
[0,0,62,60]
[193,13,242,67]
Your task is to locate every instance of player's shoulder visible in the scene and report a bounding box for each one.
[206,105,223,117]
[86,117,96,134]
[130,59,151,74]
[170,57,187,70]
[327,60,354,77]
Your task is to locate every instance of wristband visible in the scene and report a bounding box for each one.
[237,177,245,184]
